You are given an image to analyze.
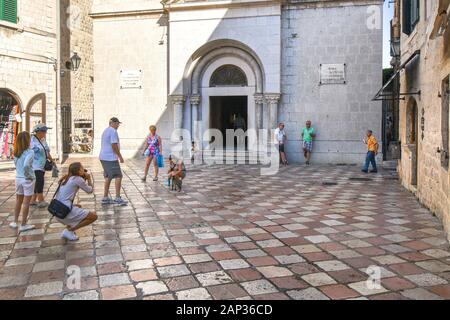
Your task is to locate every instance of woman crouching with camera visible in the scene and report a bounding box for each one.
[55,162,97,241]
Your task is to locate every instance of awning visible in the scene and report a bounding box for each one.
[430,0,450,40]
[372,50,421,101]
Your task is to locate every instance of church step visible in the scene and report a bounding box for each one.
[0,160,14,171]
[201,150,265,163]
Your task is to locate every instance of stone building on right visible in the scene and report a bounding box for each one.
[390,0,450,241]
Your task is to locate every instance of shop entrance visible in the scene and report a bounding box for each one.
[0,89,22,161]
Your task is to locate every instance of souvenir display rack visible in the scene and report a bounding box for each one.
[0,95,20,161]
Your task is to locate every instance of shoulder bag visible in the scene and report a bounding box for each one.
[35,136,53,171]
[48,183,73,219]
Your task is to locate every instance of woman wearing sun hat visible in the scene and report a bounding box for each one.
[30,124,54,208]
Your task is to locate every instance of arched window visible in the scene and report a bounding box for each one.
[210,65,248,87]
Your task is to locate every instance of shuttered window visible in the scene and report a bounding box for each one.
[442,76,450,169]
[403,0,420,35]
[410,0,420,28]
[0,0,17,24]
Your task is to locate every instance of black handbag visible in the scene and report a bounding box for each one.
[44,160,53,172]
[35,135,53,171]
[48,183,73,219]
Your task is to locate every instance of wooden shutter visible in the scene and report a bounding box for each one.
[411,0,420,29]
[0,0,17,24]
[402,0,412,35]
[442,76,450,169]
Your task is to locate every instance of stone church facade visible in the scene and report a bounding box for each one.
[91,0,383,163]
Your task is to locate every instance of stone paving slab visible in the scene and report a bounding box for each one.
[0,158,449,300]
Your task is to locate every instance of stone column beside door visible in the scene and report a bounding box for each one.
[171,94,186,141]
[265,93,281,131]
[190,95,201,143]
[254,93,264,131]
[253,93,264,152]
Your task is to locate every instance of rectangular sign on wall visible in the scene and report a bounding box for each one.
[120,70,143,89]
[319,64,346,85]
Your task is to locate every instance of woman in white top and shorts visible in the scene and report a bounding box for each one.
[55,162,98,241]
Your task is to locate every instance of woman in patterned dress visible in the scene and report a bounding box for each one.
[142,125,163,182]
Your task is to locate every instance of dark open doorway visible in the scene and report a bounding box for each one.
[210,96,248,149]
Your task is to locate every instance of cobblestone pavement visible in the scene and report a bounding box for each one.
[0,158,449,300]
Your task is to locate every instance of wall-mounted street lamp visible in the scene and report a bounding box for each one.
[49,53,82,76]
[390,38,400,58]
[65,52,82,72]
[61,52,82,77]
[45,52,83,162]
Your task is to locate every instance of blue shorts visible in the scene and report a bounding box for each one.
[303,141,313,152]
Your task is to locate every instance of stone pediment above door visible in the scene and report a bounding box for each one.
[162,0,281,9]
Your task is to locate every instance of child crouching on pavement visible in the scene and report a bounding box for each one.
[168,155,186,192]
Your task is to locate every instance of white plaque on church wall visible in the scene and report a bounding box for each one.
[319,64,346,85]
[120,70,143,89]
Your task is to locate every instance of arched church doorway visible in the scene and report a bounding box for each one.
[180,40,270,155]
[0,89,22,161]
[210,96,248,149]
[209,64,249,149]
[199,57,258,151]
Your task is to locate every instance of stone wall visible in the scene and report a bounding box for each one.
[0,0,58,151]
[280,1,383,164]
[92,11,168,158]
[397,1,450,241]
[168,4,282,95]
[60,0,94,127]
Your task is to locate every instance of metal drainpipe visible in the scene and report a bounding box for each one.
[56,0,62,163]
[161,1,170,98]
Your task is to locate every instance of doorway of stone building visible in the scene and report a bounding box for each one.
[210,96,248,149]
[0,89,22,163]
[407,98,419,186]
[26,93,46,132]
[61,104,72,154]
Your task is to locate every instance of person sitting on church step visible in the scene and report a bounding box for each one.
[168,155,187,192]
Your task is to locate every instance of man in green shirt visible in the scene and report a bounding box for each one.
[302,121,316,165]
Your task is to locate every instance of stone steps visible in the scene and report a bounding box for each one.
[201,150,262,164]
[0,160,14,171]
[382,160,398,171]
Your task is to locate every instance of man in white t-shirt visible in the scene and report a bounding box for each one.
[99,117,127,206]
[274,123,288,166]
